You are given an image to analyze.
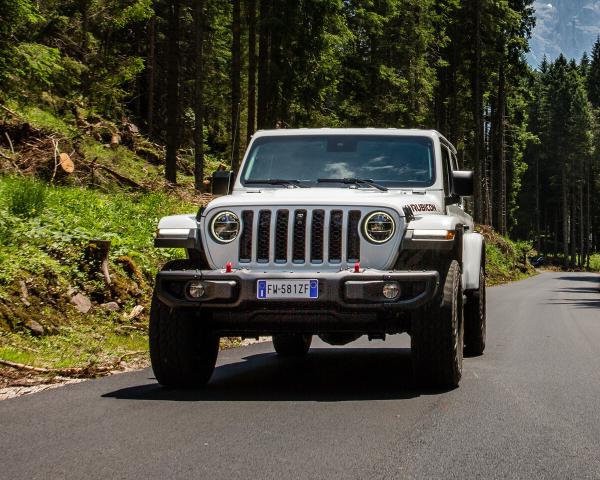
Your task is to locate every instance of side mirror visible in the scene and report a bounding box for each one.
[212,171,235,196]
[451,170,474,197]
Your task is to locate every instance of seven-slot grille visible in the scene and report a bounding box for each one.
[238,208,362,265]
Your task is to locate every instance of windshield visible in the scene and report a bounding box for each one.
[241,135,435,188]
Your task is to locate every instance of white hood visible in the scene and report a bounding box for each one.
[204,188,444,216]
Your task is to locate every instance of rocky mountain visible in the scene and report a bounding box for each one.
[528,0,600,66]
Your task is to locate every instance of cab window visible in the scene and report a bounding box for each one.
[441,145,452,196]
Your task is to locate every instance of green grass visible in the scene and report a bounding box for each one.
[7,177,47,217]
[477,226,536,286]
[0,103,231,375]
[0,175,194,282]
[80,140,164,186]
[588,254,600,272]
[0,175,197,370]
[5,100,77,137]
[0,319,148,370]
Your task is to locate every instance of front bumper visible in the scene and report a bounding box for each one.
[156,268,439,313]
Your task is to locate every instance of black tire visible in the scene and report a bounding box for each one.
[411,260,464,388]
[272,334,312,356]
[464,265,486,357]
[149,261,219,388]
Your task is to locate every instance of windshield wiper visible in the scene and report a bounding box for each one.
[317,178,388,192]
[244,179,309,188]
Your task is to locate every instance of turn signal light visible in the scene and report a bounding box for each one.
[412,229,456,240]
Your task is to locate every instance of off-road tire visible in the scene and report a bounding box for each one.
[272,334,312,356]
[411,260,464,388]
[464,265,486,356]
[149,260,219,388]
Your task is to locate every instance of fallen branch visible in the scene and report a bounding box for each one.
[84,239,112,286]
[0,104,20,118]
[0,351,145,378]
[50,138,60,183]
[0,359,105,375]
[124,305,144,321]
[0,150,22,173]
[117,350,146,363]
[4,132,14,154]
[98,165,143,189]
[118,325,146,332]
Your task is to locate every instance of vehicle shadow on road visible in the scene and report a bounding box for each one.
[548,298,600,308]
[102,348,453,402]
[556,275,600,284]
[551,276,600,308]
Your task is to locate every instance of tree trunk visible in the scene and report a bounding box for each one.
[257,0,271,129]
[554,212,559,258]
[146,16,156,134]
[497,61,507,235]
[586,173,591,268]
[246,0,257,143]
[473,0,483,223]
[562,164,569,267]
[579,184,584,268]
[570,197,576,268]
[193,0,205,190]
[450,38,459,151]
[489,96,496,229]
[231,0,242,171]
[165,0,180,184]
[81,0,90,53]
[535,153,541,252]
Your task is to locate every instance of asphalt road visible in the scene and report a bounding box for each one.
[1,272,600,479]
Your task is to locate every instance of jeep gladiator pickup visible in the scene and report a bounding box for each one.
[151,129,486,388]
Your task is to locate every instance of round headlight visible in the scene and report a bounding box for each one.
[210,211,240,243]
[363,211,395,244]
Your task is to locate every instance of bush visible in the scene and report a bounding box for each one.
[589,254,600,272]
[7,178,47,217]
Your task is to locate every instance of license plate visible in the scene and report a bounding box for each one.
[257,279,318,299]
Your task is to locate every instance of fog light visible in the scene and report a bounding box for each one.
[382,282,400,299]
[188,281,206,299]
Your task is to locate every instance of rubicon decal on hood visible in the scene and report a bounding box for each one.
[409,203,438,213]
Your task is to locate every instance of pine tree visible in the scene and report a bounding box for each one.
[165,0,181,184]
[231,0,241,170]
[193,0,206,190]
[587,37,600,108]
[246,0,257,142]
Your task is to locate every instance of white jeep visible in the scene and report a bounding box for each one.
[151,129,486,388]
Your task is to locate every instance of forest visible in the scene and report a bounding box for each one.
[1,0,599,268]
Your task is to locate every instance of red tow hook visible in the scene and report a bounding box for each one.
[354,262,361,273]
[225,261,233,273]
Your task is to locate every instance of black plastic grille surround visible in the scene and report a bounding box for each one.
[239,210,254,262]
[347,210,361,262]
[240,208,361,264]
[256,210,271,262]
[274,210,289,262]
[311,210,325,263]
[328,210,343,262]
[292,209,307,262]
